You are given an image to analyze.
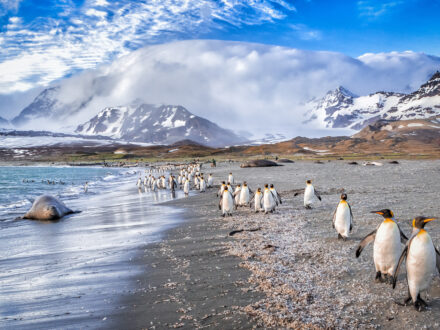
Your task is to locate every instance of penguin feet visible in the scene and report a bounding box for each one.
[414,295,428,311]
[337,234,342,240]
[305,205,312,209]
[375,271,385,283]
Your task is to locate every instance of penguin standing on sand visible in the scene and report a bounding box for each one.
[263,184,277,214]
[250,188,263,213]
[199,176,206,192]
[234,184,241,208]
[270,184,282,205]
[392,216,440,310]
[84,182,88,193]
[356,209,408,283]
[303,180,321,209]
[207,174,213,188]
[217,181,226,197]
[239,182,252,207]
[219,186,234,217]
[136,178,142,189]
[228,173,234,185]
[183,178,190,196]
[332,193,353,240]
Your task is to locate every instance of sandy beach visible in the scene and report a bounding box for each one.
[113,160,440,329]
[2,160,440,329]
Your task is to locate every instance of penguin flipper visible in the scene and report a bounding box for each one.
[314,190,322,201]
[332,206,337,229]
[218,197,222,210]
[355,229,377,258]
[392,245,408,289]
[435,246,440,275]
[348,203,354,232]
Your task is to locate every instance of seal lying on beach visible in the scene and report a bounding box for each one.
[21,195,80,221]
[240,159,281,168]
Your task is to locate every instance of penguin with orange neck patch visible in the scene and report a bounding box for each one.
[332,193,353,240]
[392,216,440,311]
[356,209,408,283]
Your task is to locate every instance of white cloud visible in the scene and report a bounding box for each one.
[290,24,321,40]
[0,0,22,15]
[0,0,296,94]
[85,8,107,18]
[357,0,403,17]
[9,40,440,138]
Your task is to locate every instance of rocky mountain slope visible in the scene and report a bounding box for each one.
[75,103,245,147]
[11,87,92,127]
[0,116,9,127]
[306,72,440,130]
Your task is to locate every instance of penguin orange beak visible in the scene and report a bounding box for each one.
[423,218,436,223]
[371,211,383,215]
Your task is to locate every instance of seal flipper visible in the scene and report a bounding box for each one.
[355,229,377,258]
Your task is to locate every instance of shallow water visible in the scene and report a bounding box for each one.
[0,166,185,329]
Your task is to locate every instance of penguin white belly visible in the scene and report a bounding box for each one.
[304,186,314,206]
[183,182,189,194]
[222,193,233,214]
[200,180,206,191]
[234,188,241,205]
[263,192,275,212]
[373,222,401,275]
[334,203,351,237]
[239,188,249,205]
[407,232,436,300]
[255,194,262,211]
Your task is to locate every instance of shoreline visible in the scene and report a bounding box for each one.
[110,186,265,329]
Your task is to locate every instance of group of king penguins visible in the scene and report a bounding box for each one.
[135,163,214,195]
[219,175,440,312]
[304,180,440,311]
[217,172,283,216]
[135,164,440,311]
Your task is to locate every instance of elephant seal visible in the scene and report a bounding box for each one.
[22,195,80,221]
[240,159,281,168]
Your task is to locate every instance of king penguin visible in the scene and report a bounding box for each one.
[356,209,408,283]
[392,216,440,310]
[332,193,353,240]
[219,186,234,217]
[303,180,321,209]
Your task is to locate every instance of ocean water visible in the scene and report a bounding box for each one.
[0,166,185,328]
[0,166,135,221]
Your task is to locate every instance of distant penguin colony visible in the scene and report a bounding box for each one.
[130,161,439,311]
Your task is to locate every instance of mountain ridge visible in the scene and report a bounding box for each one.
[306,71,440,130]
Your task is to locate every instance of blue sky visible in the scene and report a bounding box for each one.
[0,0,439,95]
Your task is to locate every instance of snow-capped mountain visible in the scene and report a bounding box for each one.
[11,87,93,127]
[305,71,440,130]
[75,104,246,147]
[0,116,9,128]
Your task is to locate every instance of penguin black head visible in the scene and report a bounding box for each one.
[257,187,261,192]
[270,184,274,188]
[264,184,268,188]
[412,216,436,229]
[237,184,241,187]
[306,180,312,184]
[341,193,347,200]
[224,186,228,191]
[371,209,394,219]
[222,181,226,184]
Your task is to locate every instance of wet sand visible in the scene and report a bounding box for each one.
[117,160,440,329]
